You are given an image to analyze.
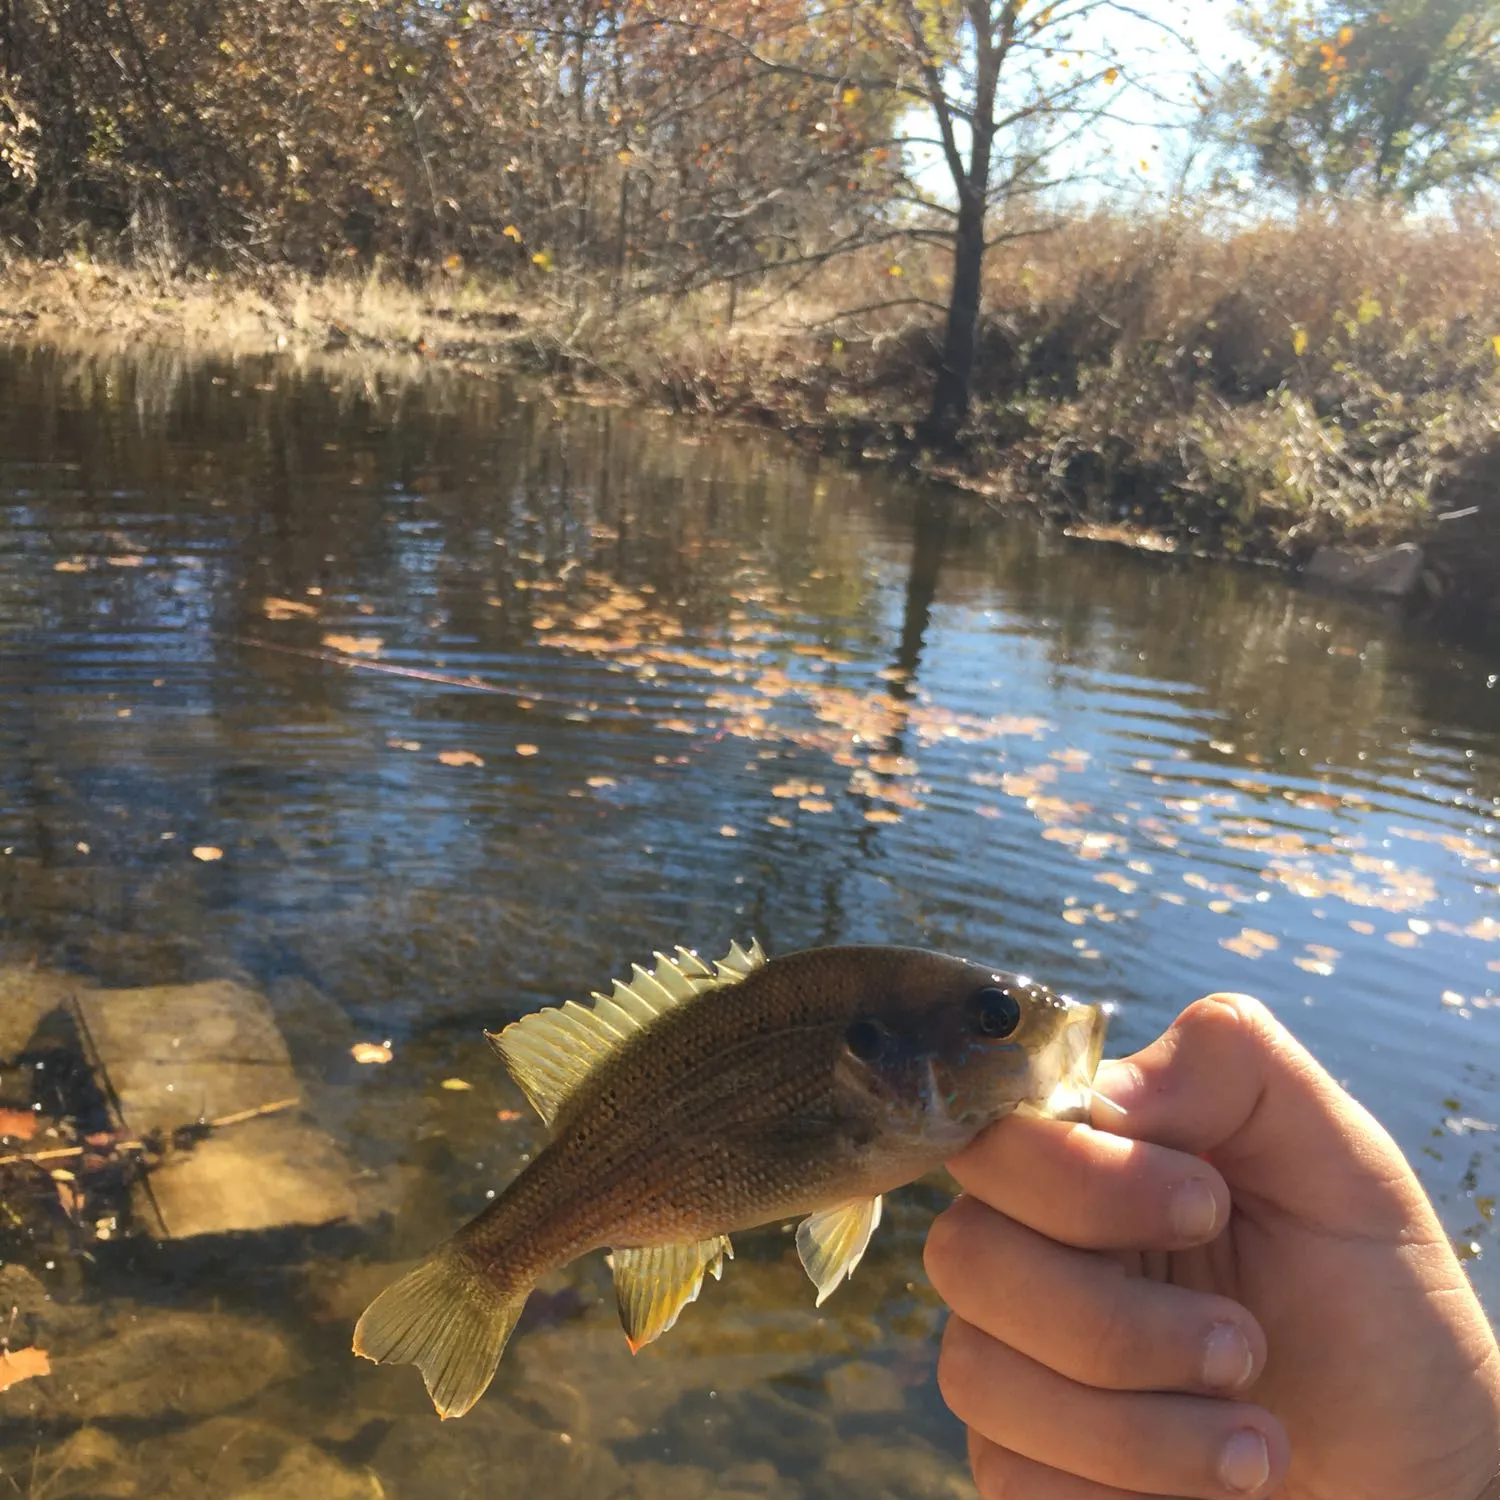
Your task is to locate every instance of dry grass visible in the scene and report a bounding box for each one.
[6,209,1500,572]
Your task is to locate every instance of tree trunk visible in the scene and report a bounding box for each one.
[921,194,985,448]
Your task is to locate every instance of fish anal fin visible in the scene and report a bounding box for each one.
[488,940,766,1126]
[353,1248,527,1419]
[611,1236,734,1352]
[796,1196,883,1308]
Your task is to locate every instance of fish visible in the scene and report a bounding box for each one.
[353,939,1108,1418]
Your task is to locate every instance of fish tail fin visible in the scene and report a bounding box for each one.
[352,1248,528,1419]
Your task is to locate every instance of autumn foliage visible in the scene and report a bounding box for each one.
[0,0,895,280]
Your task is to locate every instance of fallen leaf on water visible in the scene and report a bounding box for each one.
[192,846,223,862]
[437,750,484,767]
[1221,935,1265,958]
[866,754,918,777]
[1209,899,1233,914]
[388,738,421,752]
[1386,931,1419,948]
[0,1108,38,1140]
[53,558,88,573]
[719,825,738,838]
[351,1041,393,1065]
[1240,929,1279,951]
[106,555,144,568]
[263,597,319,620]
[1063,909,1088,926]
[1295,957,1335,976]
[1442,990,1465,1008]
[1350,920,1376,935]
[515,744,539,757]
[864,809,902,825]
[496,1109,524,1122]
[586,776,616,788]
[767,815,792,829]
[441,1078,473,1091]
[0,1348,50,1394]
[798,798,834,814]
[321,634,384,656]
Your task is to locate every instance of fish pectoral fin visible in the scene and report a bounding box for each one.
[611,1236,734,1352]
[796,1196,883,1307]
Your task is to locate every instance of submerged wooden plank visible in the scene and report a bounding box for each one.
[73,979,363,1238]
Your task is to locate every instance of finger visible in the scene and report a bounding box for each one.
[968,1432,1178,1500]
[938,1316,1288,1500]
[926,1195,1264,1395]
[946,1110,1230,1251]
[1090,993,1437,1237]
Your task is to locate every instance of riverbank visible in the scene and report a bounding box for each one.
[3,211,1497,627]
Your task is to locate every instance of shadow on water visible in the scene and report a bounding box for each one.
[0,340,1496,1498]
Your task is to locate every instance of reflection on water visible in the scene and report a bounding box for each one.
[0,342,1496,1498]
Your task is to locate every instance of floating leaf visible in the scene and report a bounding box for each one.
[53,558,88,573]
[586,776,616,788]
[798,798,834,813]
[1292,327,1309,356]
[191,846,224,862]
[263,597,318,620]
[1386,931,1419,948]
[321,634,383,656]
[719,825,738,838]
[496,1109,524,1122]
[864,808,902,825]
[438,750,484,767]
[515,744,539,757]
[388,738,422,752]
[1295,957,1335,976]
[440,1078,473,1091]
[352,1041,393,1065]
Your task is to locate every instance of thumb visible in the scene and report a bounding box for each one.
[1092,993,1439,1242]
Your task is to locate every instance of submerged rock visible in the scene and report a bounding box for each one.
[4,1310,298,1422]
[816,1437,973,1500]
[1304,542,1424,598]
[228,1442,381,1500]
[14,1425,136,1499]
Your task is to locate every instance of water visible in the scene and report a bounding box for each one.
[0,341,1496,1498]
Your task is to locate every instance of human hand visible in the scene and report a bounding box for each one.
[925,993,1500,1500]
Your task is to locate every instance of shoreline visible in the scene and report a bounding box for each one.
[1,256,1493,636]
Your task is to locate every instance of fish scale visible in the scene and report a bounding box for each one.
[353,940,1107,1418]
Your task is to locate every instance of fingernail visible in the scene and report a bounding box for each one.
[1202,1323,1253,1391]
[1218,1429,1270,1493]
[1168,1178,1220,1241]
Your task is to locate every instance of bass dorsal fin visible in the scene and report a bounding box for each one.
[486,939,765,1126]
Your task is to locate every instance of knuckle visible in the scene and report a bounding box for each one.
[968,1437,1016,1500]
[935,1318,986,1420]
[1080,1299,1145,1387]
[923,1196,985,1296]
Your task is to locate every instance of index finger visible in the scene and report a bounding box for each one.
[946,1111,1230,1252]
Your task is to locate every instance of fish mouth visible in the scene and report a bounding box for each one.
[1035,1000,1110,1122]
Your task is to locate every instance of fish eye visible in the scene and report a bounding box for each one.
[970,986,1022,1040]
[845,1018,887,1062]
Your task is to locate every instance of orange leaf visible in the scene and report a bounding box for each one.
[263,597,318,620]
[0,1348,50,1394]
[321,634,383,657]
[515,744,539,757]
[0,1108,38,1141]
[191,846,224,862]
[437,750,484,767]
[351,1041,393,1064]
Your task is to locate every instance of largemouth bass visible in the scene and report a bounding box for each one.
[354,940,1107,1418]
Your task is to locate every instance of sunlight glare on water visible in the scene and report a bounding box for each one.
[0,342,1496,1499]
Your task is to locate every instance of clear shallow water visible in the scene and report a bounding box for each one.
[0,341,1496,1499]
